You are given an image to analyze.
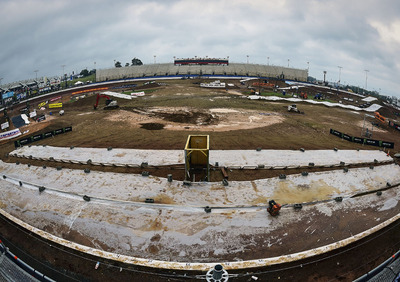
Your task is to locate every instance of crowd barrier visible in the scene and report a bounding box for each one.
[330,129,395,149]
[14,127,72,148]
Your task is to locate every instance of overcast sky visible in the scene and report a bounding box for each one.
[1,0,400,97]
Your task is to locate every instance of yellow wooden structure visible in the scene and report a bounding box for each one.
[184,135,210,181]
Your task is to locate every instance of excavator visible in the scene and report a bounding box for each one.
[93,93,119,110]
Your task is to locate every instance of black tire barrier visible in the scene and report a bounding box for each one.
[204,206,212,213]
[300,148,305,152]
[16,161,20,165]
[39,186,45,192]
[257,164,265,169]
[87,159,92,165]
[294,203,303,210]
[27,164,31,167]
[279,174,286,179]
[83,195,91,202]
[142,171,149,177]
[334,148,338,151]
[56,166,62,171]
[145,198,154,203]
[308,162,315,167]
[377,191,382,196]
[301,171,309,176]
[42,165,46,169]
[222,179,229,186]
[70,146,74,149]
[256,147,262,151]
[107,147,113,151]
[370,166,374,169]
[49,157,54,161]
[343,167,349,173]
[2,175,6,179]
[167,174,173,182]
[374,159,378,163]
[387,182,391,187]
[19,181,22,186]
[141,162,148,168]
[84,168,90,173]
[340,161,345,166]
[183,181,192,186]
[335,197,343,202]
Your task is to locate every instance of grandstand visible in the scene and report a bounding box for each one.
[96,63,308,82]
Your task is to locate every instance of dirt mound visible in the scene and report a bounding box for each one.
[155,110,218,125]
[140,123,164,130]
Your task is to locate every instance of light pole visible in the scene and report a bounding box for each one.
[364,70,369,91]
[267,57,270,65]
[307,61,309,71]
[154,55,156,64]
[338,66,342,84]
[61,65,66,89]
[34,70,39,81]
[323,71,327,83]
[0,77,3,86]
[246,55,249,64]
[287,59,290,67]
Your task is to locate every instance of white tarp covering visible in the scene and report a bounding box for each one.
[101,91,132,100]
[362,96,378,102]
[248,95,382,112]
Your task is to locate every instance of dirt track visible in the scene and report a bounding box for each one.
[0,79,400,281]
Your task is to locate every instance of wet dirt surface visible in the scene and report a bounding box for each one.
[0,80,400,281]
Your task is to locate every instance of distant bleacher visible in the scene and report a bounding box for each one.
[96,63,308,82]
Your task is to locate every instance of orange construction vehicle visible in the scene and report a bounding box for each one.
[374,112,386,123]
[267,200,281,216]
[93,93,119,110]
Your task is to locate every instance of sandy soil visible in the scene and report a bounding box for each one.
[357,120,388,133]
[105,107,284,132]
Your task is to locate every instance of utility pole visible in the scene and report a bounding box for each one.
[338,66,342,84]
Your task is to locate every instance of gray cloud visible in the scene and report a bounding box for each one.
[0,0,399,97]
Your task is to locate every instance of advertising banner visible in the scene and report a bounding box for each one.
[352,137,364,144]
[342,134,352,141]
[38,101,48,108]
[49,103,63,108]
[381,141,395,149]
[1,122,9,130]
[2,91,14,100]
[365,139,380,146]
[43,131,53,138]
[16,92,27,100]
[330,129,394,148]
[50,96,62,102]
[0,129,21,141]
